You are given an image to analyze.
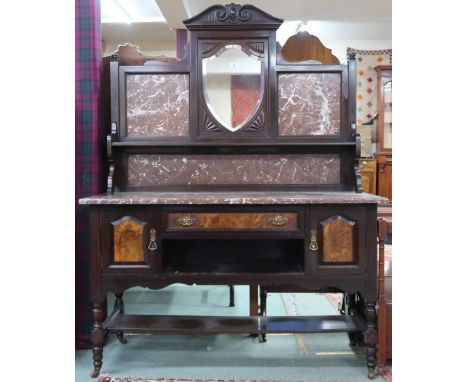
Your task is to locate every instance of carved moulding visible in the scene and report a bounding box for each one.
[203,111,221,132]
[202,108,265,134]
[183,3,283,30]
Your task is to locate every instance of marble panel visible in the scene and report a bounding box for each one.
[127,154,340,186]
[278,73,341,136]
[126,74,189,137]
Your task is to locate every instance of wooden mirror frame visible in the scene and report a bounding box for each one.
[105,4,361,194]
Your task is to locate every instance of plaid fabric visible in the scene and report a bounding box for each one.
[176,29,188,59]
[76,0,102,349]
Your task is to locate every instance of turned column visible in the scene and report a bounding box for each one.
[377,219,388,374]
[366,301,377,379]
[90,301,105,378]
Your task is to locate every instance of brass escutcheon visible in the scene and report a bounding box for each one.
[148,228,158,250]
[269,215,288,226]
[177,215,196,226]
[309,229,318,251]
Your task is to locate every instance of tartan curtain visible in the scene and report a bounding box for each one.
[75,0,102,349]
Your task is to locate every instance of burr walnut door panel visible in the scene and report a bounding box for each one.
[308,206,366,275]
[101,208,162,274]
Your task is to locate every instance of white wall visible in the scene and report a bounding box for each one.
[102,40,177,58]
[320,39,392,63]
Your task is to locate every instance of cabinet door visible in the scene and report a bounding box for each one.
[101,208,161,274]
[308,206,366,275]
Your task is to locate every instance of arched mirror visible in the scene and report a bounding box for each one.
[202,44,263,132]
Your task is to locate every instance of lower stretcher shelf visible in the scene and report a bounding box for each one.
[104,313,366,334]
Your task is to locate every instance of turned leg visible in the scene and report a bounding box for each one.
[259,287,267,316]
[115,292,124,313]
[90,301,105,378]
[249,285,259,338]
[259,287,267,342]
[346,294,364,346]
[114,293,127,344]
[228,285,235,307]
[366,301,377,379]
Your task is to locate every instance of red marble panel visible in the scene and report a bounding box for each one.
[127,154,340,186]
[278,73,341,136]
[126,74,189,137]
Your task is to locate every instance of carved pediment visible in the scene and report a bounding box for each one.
[184,3,283,30]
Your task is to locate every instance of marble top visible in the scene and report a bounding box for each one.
[79,191,388,205]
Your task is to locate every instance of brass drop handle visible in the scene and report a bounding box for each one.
[269,215,288,226]
[309,229,318,251]
[177,215,196,226]
[148,228,158,251]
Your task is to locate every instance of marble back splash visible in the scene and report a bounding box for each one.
[127,154,340,187]
[126,74,189,137]
[278,73,341,136]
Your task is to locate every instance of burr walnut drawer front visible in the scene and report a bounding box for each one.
[167,212,298,230]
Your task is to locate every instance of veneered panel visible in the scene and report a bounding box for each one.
[168,212,298,230]
[113,217,145,262]
[127,154,340,186]
[126,74,189,137]
[278,73,341,136]
[321,216,355,263]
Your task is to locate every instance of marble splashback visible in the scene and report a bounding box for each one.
[126,74,189,137]
[278,73,341,136]
[127,154,340,187]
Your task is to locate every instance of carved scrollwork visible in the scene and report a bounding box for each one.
[201,43,220,56]
[184,3,283,30]
[107,154,115,194]
[354,163,363,193]
[246,111,264,132]
[204,112,221,132]
[246,42,264,55]
[215,3,251,23]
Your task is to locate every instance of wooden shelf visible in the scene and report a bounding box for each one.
[112,140,357,148]
[104,314,366,334]
[162,238,305,274]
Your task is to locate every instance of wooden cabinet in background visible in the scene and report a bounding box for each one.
[359,159,377,194]
[374,66,392,203]
[376,154,392,202]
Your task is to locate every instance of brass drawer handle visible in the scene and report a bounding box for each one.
[269,215,288,226]
[309,229,318,251]
[148,229,158,251]
[177,215,196,226]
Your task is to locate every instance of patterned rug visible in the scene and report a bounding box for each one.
[98,378,350,382]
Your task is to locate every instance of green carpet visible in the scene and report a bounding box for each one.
[75,285,385,381]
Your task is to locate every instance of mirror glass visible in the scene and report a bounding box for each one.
[383,81,392,148]
[202,44,263,132]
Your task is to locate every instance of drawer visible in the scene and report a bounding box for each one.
[167,212,298,230]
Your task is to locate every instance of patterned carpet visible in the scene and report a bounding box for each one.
[98,378,351,382]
